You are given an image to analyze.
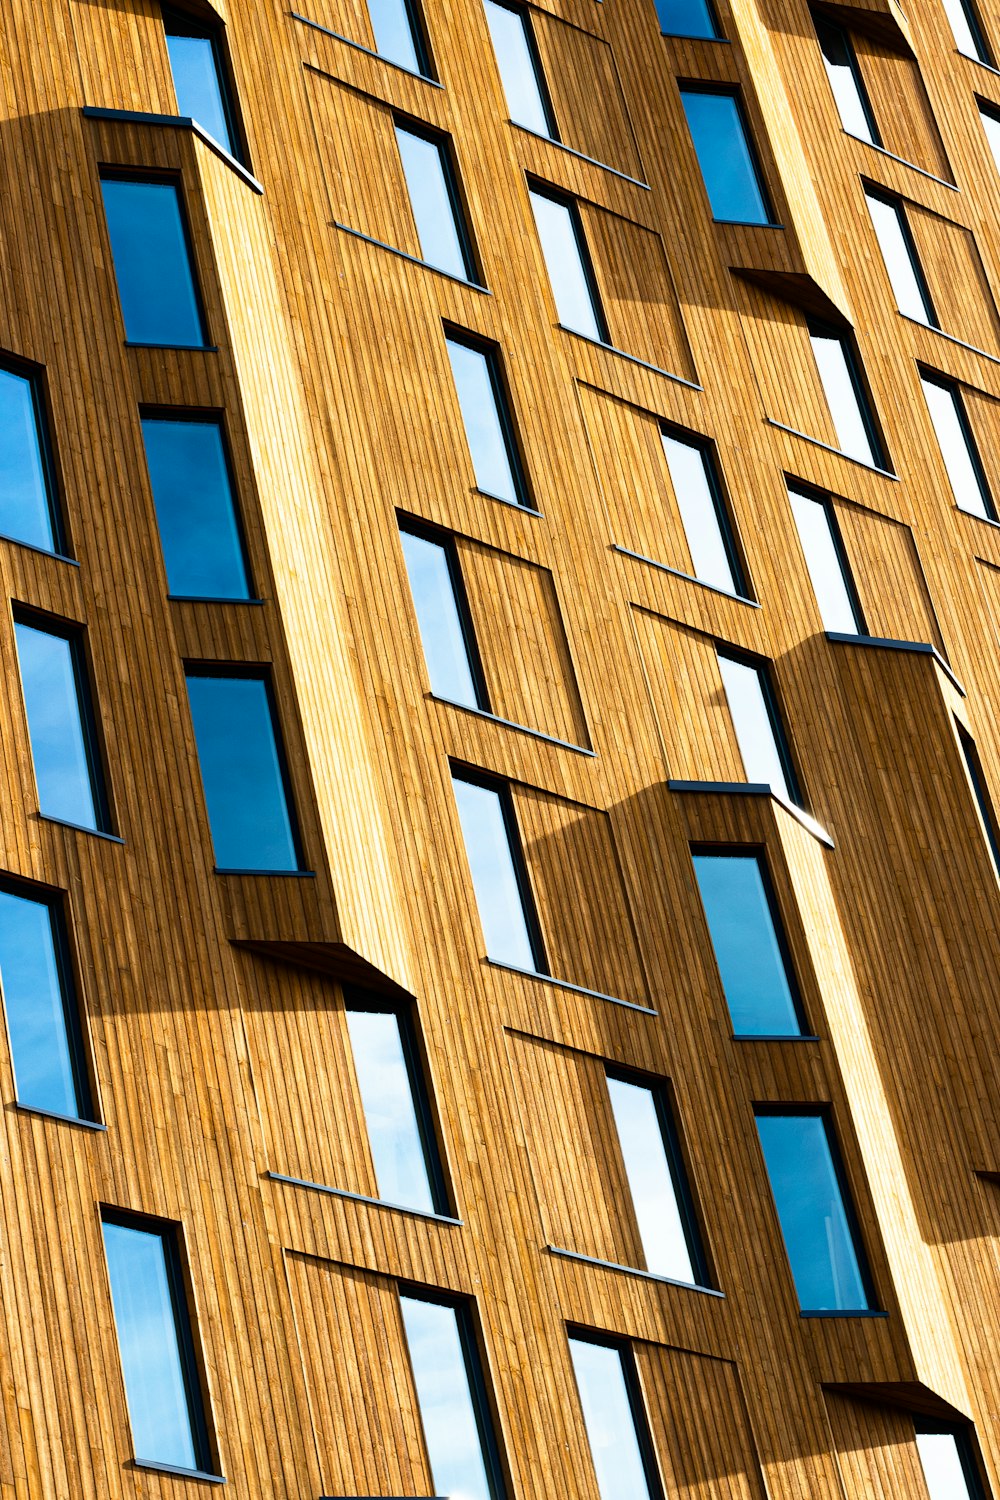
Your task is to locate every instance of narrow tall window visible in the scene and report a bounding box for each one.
[815,16,880,145]
[185,668,303,872]
[660,428,745,596]
[957,725,1000,879]
[14,614,110,833]
[655,0,719,40]
[787,484,863,635]
[529,185,608,344]
[692,851,806,1037]
[395,124,477,282]
[605,1071,707,1284]
[345,995,448,1215]
[100,176,207,348]
[978,99,1000,173]
[445,331,530,507]
[754,1109,874,1312]
[450,769,546,974]
[102,1212,213,1474]
[162,5,242,160]
[717,650,800,805]
[0,358,63,554]
[864,189,936,326]
[679,87,772,225]
[941,0,992,63]
[920,373,996,521]
[915,1421,985,1500]
[0,882,92,1120]
[568,1333,664,1500]
[484,0,557,138]
[399,1292,506,1500]
[141,415,252,600]
[399,520,488,710]
[808,322,885,469]
[366,0,431,74]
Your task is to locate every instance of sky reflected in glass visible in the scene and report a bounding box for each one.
[141,417,251,599]
[446,337,522,504]
[484,0,553,136]
[569,1337,656,1500]
[165,30,234,154]
[654,0,717,37]
[400,526,482,707]
[788,487,861,634]
[346,1007,436,1213]
[400,1295,494,1500]
[396,128,473,280]
[916,1429,976,1500]
[680,90,770,224]
[368,0,424,72]
[816,18,878,144]
[452,776,540,971]
[865,193,933,324]
[921,377,991,519]
[693,854,802,1036]
[0,366,58,552]
[101,179,205,347]
[0,888,83,1117]
[717,653,792,801]
[15,621,100,830]
[809,329,878,467]
[606,1075,696,1282]
[529,190,604,342]
[661,432,738,593]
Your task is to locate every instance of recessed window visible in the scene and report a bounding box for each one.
[0,881,93,1120]
[956,724,1000,880]
[815,15,880,145]
[568,1333,663,1500]
[185,667,303,872]
[660,428,745,596]
[692,850,806,1037]
[450,768,547,974]
[754,1109,875,1312]
[140,414,253,600]
[399,519,488,710]
[366,0,431,75]
[808,321,885,469]
[100,175,207,348]
[162,5,242,160]
[101,1211,214,1474]
[920,372,996,521]
[528,185,609,344]
[605,1070,708,1284]
[484,0,556,138]
[0,357,64,554]
[399,1291,506,1500]
[941,0,992,64]
[654,0,719,39]
[445,330,531,507]
[14,614,110,833]
[717,649,800,806]
[915,1420,985,1500]
[787,484,863,634]
[679,87,772,225]
[395,123,477,282]
[977,99,1000,173]
[864,188,936,326]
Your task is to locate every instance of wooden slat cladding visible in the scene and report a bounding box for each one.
[531,11,644,180]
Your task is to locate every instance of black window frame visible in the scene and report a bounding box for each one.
[0,349,69,557]
[813,13,882,146]
[862,183,938,328]
[956,723,1000,881]
[393,116,481,285]
[566,1326,666,1500]
[661,422,750,599]
[486,0,560,140]
[919,367,997,522]
[786,478,866,634]
[442,324,534,511]
[677,82,776,226]
[715,644,804,808]
[397,513,491,712]
[161,2,247,165]
[806,318,889,472]
[653,0,722,41]
[947,0,994,65]
[914,1417,989,1500]
[527,179,611,346]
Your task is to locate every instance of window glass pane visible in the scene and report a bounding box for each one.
[654,0,718,38]
[717,653,793,802]
[942,0,989,61]
[958,728,1000,878]
[864,192,933,324]
[186,673,300,871]
[788,487,862,634]
[141,417,251,600]
[400,525,484,708]
[916,1428,978,1500]
[164,16,235,156]
[346,1006,437,1214]
[451,774,542,972]
[15,620,102,831]
[979,104,1000,173]
[606,1075,698,1282]
[100,178,205,348]
[484,0,553,136]
[399,1295,496,1500]
[446,336,524,505]
[692,853,803,1036]
[661,431,739,594]
[395,127,473,281]
[102,1219,202,1470]
[680,90,770,224]
[755,1112,871,1311]
[367,0,424,73]
[0,888,86,1118]
[816,18,878,144]
[0,364,58,552]
[569,1337,658,1500]
[529,189,605,343]
[921,377,993,520]
[809,327,879,467]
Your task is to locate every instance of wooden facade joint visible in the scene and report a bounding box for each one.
[546,1244,727,1296]
[232,940,416,1003]
[509,123,652,191]
[825,632,966,695]
[266,1172,464,1226]
[81,107,265,194]
[430,694,596,755]
[291,10,445,88]
[611,544,761,607]
[485,959,658,1015]
[557,326,703,389]
[331,223,491,292]
[765,420,898,480]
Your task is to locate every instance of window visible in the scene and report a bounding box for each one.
[864,188,936,326]
[717,649,800,805]
[815,16,880,145]
[978,99,1000,173]
[568,1333,663,1500]
[920,373,995,521]
[605,1071,707,1284]
[185,667,303,872]
[754,1109,874,1312]
[679,87,772,225]
[450,769,547,974]
[14,614,110,833]
[100,175,207,348]
[528,185,608,344]
[654,0,719,40]
[692,851,806,1036]
[808,322,885,469]
[787,484,863,634]
[660,428,745,596]
[162,5,242,160]
[345,994,448,1215]
[957,725,1000,879]
[915,1420,985,1500]
[101,1211,213,1474]
[399,520,488,710]
[941,0,992,64]
[395,123,477,282]
[0,357,64,553]
[445,330,531,507]
[140,414,252,600]
[0,881,92,1120]
[398,1291,506,1500]
[366,0,431,74]
[484,0,556,138]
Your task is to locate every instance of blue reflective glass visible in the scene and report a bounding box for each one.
[141,417,251,599]
[446,336,524,505]
[395,127,475,281]
[680,90,771,224]
[654,0,718,37]
[186,673,300,871]
[367,0,426,73]
[399,1295,496,1500]
[569,1337,658,1500]
[755,1112,871,1311]
[400,525,484,708]
[346,1006,437,1214]
[164,16,236,156]
[100,178,206,348]
[692,854,802,1036]
[0,887,86,1118]
[0,364,59,552]
[15,620,103,831]
[451,775,543,972]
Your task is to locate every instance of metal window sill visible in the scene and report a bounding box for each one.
[485,959,657,1015]
[547,1244,724,1296]
[266,1172,461,1225]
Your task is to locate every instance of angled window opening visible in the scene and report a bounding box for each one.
[0,353,66,556]
[528,182,609,344]
[444,327,533,509]
[654,0,720,40]
[941,0,993,64]
[660,426,747,597]
[787,482,864,635]
[399,517,489,711]
[99,173,208,349]
[394,121,479,283]
[808,320,887,470]
[716,648,802,806]
[450,766,547,975]
[162,4,244,162]
[568,1331,665,1500]
[366,0,433,75]
[956,723,1000,881]
[814,14,880,145]
[863,186,937,327]
[920,371,996,522]
[484,0,558,138]
[977,98,1000,173]
[679,85,773,225]
[915,1418,988,1500]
